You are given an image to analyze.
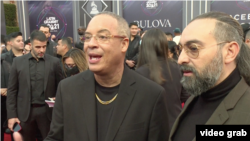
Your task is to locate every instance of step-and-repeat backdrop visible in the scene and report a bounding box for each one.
[123,0,183,34]
[211,1,250,24]
[28,1,73,39]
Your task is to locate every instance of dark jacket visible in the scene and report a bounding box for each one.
[6,53,63,122]
[125,35,141,68]
[169,78,250,141]
[1,50,16,65]
[44,66,169,141]
[136,59,190,129]
[46,40,57,57]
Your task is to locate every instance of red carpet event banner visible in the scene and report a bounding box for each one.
[211,1,250,24]
[123,0,182,33]
[28,1,73,39]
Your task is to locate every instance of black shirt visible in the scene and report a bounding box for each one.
[28,53,46,104]
[95,81,119,141]
[46,40,56,57]
[1,47,8,54]
[172,68,241,141]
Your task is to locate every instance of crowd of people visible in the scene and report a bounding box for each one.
[1,10,250,141]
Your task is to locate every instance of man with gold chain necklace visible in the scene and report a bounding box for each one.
[45,11,169,141]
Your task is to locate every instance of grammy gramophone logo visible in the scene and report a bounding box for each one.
[81,0,108,18]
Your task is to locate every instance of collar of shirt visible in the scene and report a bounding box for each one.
[28,52,45,61]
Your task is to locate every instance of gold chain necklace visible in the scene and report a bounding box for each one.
[95,93,118,105]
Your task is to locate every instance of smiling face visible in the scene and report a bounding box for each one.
[84,15,128,75]
[178,19,225,96]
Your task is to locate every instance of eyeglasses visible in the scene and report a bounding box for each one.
[179,41,230,59]
[83,33,126,44]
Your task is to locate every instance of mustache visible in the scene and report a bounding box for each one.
[180,64,196,72]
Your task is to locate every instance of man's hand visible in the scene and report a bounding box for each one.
[8,118,20,131]
[1,88,7,96]
[126,60,135,68]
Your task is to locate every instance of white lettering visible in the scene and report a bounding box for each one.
[235,14,240,20]
[152,20,159,27]
[147,20,152,28]
[200,131,206,136]
[242,14,246,20]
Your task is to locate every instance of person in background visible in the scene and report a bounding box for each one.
[56,37,72,57]
[67,37,74,48]
[125,22,141,70]
[165,32,173,41]
[1,34,6,54]
[241,23,250,48]
[23,39,31,55]
[136,28,189,130]
[2,34,12,54]
[75,26,86,50]
[168,41,179,61]
[62,48,88,77]
[1,32,24,65]
[51,34,56,42]
[173,28,182,44]
[1,57,12,141]
[39,24,57,57]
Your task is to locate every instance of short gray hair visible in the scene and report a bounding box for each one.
[95,11,130,38]
[191,11,250,85]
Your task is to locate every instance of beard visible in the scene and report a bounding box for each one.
[180,50,223,97]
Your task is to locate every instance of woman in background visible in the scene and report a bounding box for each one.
[62,48,88,78]
[136,28,189,130]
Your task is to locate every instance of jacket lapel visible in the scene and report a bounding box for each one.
[43,55,50,91]
[81,70,97,141]
[25,55,31,92]
[105,66,136,141]
[169,95,195,141]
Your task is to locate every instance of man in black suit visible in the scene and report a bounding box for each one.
[7,30,63,141]
[39,24,57,57]
[125,22,141,70]
[44,11,169,141]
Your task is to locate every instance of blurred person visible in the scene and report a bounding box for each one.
[7,30,63,141]
[170,12,250,141]
[67,36,74,48]
[51,34,56,42]
[39,24,57,57]
[75,26,86,50]
[1,34,6,54]
[2,34,12,54]
[23,39,31,55]
[241,23,250,47]
[125,22,141,69]
[1,32,24,65]
[56,37,72,57]
[168,41,179,61]
[165,32,173,41]
[62,48,88,77]
[44,11,169,141]
[173,28,181,44]
[136,28,189,130]
[1,57,12,141]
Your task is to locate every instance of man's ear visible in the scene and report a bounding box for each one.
[121,38,129,53]
[224,41,240,64]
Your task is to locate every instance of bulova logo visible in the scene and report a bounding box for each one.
[146,0,158,9]
[134,19,171,28]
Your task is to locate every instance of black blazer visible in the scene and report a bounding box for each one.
[46,40,57,57]
[6,53,63,122]
[44,66,169,141]
[136,59,190,129]
[1,50,15,65]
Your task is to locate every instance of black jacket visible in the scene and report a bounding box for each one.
[136,59,190,129]
[1,50,16,65]
[125,35,141,65]
[44,66,169,141]
[46,40,57,57]
[6,53,63,122]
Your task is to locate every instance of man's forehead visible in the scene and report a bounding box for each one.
[181,19,216,44]
[86,15,117,33]
[40,26,50,31]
